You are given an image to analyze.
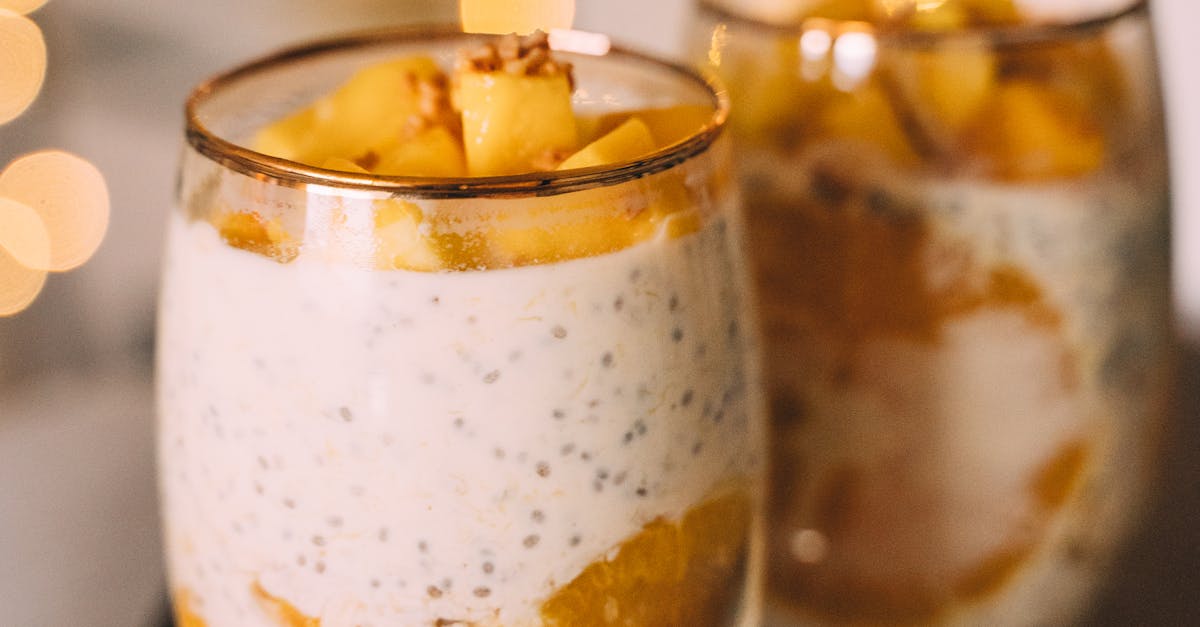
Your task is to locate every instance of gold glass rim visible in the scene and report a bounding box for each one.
[699,0,1148,47]
[185,25,730,199]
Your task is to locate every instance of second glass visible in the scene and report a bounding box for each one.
[696,1,1173,624]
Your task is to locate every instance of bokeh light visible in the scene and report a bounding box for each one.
[0,0,48,15]
[0,197,49,316]
[0,151,110,272]
[0,195,50,269]
[460,0,575,34]
[1,0,111,317]
[0,8,46,125]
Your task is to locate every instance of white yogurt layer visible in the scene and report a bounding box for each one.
[158,205,763,626]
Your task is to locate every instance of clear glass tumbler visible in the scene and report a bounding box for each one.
[158,29,764,627]
[693,1,1173,624]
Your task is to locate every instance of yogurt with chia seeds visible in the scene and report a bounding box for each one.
[159,172,763,626]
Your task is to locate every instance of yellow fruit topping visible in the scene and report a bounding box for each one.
[540,489,752,626]
[580,104,713,151]
[455,31,579,175]
[486,171,697,267]
[215,211,298,263]
[373,199,442,271]
[252,580,321,626]
[372,125,467,177]
[253,56,463,176]
[819,85,921,167]
[969,80,1105,180]
[217,33,720,269]
[888,45,997,144]
[558,117,655,170]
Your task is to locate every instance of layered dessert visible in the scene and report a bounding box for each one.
[696,1,1172,624]
[160,32,764,627]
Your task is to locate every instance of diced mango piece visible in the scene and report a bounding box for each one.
[558,117,655,170]
[912,49,996,132]
[580,105,713,150]
[969,81,1105,180]
[372,126,466,177]
[888,44,997,148]
[487,171,697,266]
[722,37,831,150]
[253,56,453,168]
[1003,39,1127,129]
[818,85,921,167]
[215,211,297,263]
[374,200,442,272]
[457,71,579,176]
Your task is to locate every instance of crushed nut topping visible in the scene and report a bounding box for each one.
[400,71,461,139]
[458,31,575,87]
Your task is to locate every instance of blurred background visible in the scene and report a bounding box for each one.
[0,1,1195,625]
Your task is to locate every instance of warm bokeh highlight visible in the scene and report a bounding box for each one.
[1,0,110,317]
[0,150,110,271]
[0,0,49,15]
[460,0,575,34]
[0,197,48,315]
[0,8,46,125]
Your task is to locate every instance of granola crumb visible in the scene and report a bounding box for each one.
[458,30,574,87]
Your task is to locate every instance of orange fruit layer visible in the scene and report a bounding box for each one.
[540,489,753,627]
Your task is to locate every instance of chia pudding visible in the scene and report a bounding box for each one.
[159,31,765,627]
[695,1,1172,624]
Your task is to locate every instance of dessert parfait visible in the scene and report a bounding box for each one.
[159,30,764,627]
[695,1,1173,624]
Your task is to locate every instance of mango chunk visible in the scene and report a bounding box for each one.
[487,171,697,267]
[215,211,298,263]
[457,71,578,175]
[580,105,712,150]
[969,81,1105,180]
[253,56,460,173]
[374,200,442,272]
[558,117,655,170]
[818,85,920,167]
[886,44,997,153]
[372,126,466,177]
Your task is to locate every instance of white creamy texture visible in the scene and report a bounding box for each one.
[158,208,763,626]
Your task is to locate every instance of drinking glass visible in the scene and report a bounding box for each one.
[158,28,764,627]
[692,1,1173,624]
